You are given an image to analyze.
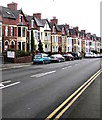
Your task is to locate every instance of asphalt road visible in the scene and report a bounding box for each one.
[1,58,101,119]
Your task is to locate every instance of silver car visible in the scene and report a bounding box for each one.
[50,54,65,63]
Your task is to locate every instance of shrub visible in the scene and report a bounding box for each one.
[16,50,30,58]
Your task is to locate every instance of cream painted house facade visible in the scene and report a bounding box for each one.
[73,38,78,53]
[66,37,72,52]
[96,40,100,53]
[78,38,82,52]
[17,26,27,51]
[40,20,51,52]
[52,34,58,52]
[62,35,67,53]
[82,39,86,53]
[86,40,90,53]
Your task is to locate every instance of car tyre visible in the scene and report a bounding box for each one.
[58,60,61,62]
[43,61,45,64]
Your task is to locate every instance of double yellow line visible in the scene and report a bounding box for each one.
[46,68,102,120]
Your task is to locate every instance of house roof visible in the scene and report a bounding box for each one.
[26,15,33,22]
[49,23,54,28]
[57,25,63,30]
[41,19,46,26]
[34,17,44,27]
[1,6,27,22]
[2,6,16,19]
[55,25,61,32]
[25,15,33,25]
[26,15,51,28]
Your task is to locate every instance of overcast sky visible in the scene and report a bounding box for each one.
[1,0,101,36]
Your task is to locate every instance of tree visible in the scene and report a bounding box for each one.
[31,29,35,52]
[38,40,43,53]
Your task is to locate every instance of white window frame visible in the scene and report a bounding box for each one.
[19,15,22,23]
[11,26,14,36]
[5,26,8,36]
[31,20,34,28]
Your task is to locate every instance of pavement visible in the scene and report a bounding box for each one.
[0,62,32,70]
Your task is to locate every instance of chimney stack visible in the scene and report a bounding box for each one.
[7,2,18,11]
[81,30,86,33]
[74,26,79,31]
[33,13,41,19]
[50,16,58,24]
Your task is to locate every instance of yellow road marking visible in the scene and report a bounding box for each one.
[46,68,102,120]
[55,70,102,119]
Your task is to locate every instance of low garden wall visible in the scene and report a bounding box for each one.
[14,55,32,63]
[3,50,32,63]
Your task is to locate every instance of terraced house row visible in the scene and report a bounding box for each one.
[0,2,101,54]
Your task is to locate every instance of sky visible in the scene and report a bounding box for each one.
[1,0,101,36]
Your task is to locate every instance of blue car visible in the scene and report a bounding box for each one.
[33,53,51,64]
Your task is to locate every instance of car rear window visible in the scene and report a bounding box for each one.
[35,54,42,58]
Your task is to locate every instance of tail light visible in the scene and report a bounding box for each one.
[41,55,42,58]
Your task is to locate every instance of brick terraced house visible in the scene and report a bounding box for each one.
[0,2,101,55]
[1,2,28,52]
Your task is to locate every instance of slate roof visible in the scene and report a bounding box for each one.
[57,25,63,30]
[2,6,16,19]
[25,15,51,28]
[25,15,33,22]
[41,19,46,26]
[55,25,61,32]
[34,17,44,27]
[25,15,33,25]
[49,23,54,29]
[1,6,27,22]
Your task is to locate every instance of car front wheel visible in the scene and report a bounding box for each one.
[43,61,45,64]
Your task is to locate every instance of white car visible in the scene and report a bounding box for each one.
[50,54,65,62]
[85,52,97,58]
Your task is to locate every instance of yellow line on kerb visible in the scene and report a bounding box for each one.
[55,70,102,119]
[45,68,102,120]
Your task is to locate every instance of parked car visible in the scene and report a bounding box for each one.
[78,52,82,59]
[96,54,100,58]
[85,52,97,58]
[71,52,82,60]
[71,52,78,60]
[100,54,102,58]
[50,54,65,63]
[33,53,51,64]
[63,53,74,61]
[95,53,102,58]
[85,53,93,58]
